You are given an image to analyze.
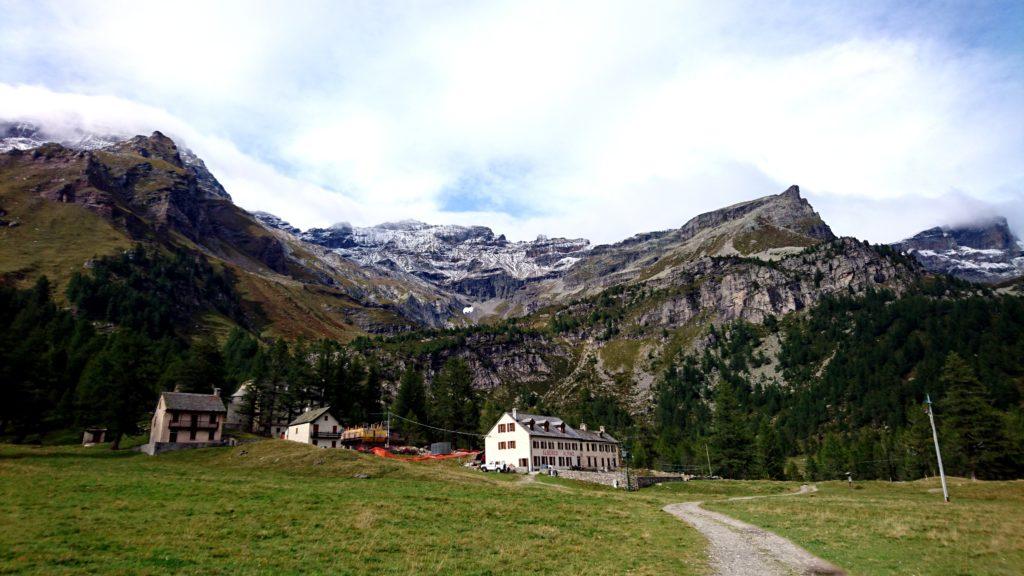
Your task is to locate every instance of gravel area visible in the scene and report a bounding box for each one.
[663,485,845,576]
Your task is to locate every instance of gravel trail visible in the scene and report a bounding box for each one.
[663,485,845,576]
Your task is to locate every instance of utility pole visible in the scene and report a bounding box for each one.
[386,410,391,449]
[925,394,950,503]
[705,444,712,478]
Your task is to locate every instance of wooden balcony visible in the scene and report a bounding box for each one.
[169,419,219,430]
[312,430,341,439]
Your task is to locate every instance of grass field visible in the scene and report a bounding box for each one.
[2,441,1022,575]
[702,478,1024,576]
[0,441,706,575]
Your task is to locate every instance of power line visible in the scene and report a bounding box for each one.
[388,411,486,438]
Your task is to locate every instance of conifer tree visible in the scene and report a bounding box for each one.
[755,420,786,479]
[710,382,753,478]
[939,352,1014,479]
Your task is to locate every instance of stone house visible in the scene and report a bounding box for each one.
[143,390,227,455]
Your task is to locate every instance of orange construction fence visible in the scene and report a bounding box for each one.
[370,447,480,462]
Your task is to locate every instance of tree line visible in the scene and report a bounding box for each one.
[635,287,1024,480]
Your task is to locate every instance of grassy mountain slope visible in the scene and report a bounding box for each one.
[0,135,463,340]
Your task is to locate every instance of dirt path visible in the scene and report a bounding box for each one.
[663,485,845,576]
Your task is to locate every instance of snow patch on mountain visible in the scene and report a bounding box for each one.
[253,212,590,299]
[894,218,1024,284]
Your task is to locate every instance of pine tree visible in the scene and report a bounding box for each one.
[939,352,1014,479]
[76,331,161,449]
[755,420,786,479]
[429,358,479,447]
[784,460,800,481]
[805,454,820,481]
[817,433,849,480]
[710,383,754,478]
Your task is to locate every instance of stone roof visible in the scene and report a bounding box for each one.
[288,406,332,426]
[510,412,618,443]
[161,392,226,413]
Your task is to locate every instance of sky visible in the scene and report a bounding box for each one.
[1,0,1022,244]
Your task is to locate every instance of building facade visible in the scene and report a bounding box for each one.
[484,410,620,472]
[284,407,343,448]
[225,381,291,437]
[145,390,227,455]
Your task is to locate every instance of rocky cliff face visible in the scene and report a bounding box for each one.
[893,218,1024,284]
[264,217,591,300]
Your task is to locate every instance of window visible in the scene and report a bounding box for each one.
[210,414,217,424]
[169,431,178,442]
[207,430,215,441]
[498,423,505,433]
[189,430,196,441]
[519,458,527,467]
[533,440,538,448]
[509,440,516,449]
[498,441,506,450]
[508,423,515,432]
[332,441,336,448]
[171,412,179,423]
[190,414,197,426]
[533,456,539,467]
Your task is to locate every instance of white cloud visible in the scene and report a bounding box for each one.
[1,1,1022,244]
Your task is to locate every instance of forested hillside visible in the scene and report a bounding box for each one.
[3,245,1021,479]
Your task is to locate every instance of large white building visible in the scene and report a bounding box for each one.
[484,409,621,472]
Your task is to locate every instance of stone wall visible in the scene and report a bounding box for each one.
[635,475,689,489]
[550,469,628,488]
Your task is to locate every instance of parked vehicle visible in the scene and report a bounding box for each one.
[480,461,507,472]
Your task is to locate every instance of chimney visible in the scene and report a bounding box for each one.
[580,423,588,431]
[212,387,221,398]
[543,421,549,432]
[599,425,606,437]
[512,407,517,419]
[173,383,183,392]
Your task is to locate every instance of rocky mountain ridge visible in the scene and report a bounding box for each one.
[893,217,1024,284]
[1,121,231,201]
[255,215,591,300]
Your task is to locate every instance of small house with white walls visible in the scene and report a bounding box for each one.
[484,409,620,472]
[285,407,343,448]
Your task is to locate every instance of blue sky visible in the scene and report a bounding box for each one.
[1,0,1022,243]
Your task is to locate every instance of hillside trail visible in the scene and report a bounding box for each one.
[663,485,846,576]
[516,472,573,492]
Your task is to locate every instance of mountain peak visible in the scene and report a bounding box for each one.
[110,132,184,168]
[779,184,801,200]
[894,216,1023,284]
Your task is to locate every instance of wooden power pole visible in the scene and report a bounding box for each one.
[925,394,950,503]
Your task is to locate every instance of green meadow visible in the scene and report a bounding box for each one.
[0,441,704,575]
[1,441,1022,575]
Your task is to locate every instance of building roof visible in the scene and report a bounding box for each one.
[230,382,251,399]
[161,392,227,413]
[508,412,619,443]
[288,406,332,426]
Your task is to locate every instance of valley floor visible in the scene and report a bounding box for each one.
[0,441,704,575]
[1,441,1021,575]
